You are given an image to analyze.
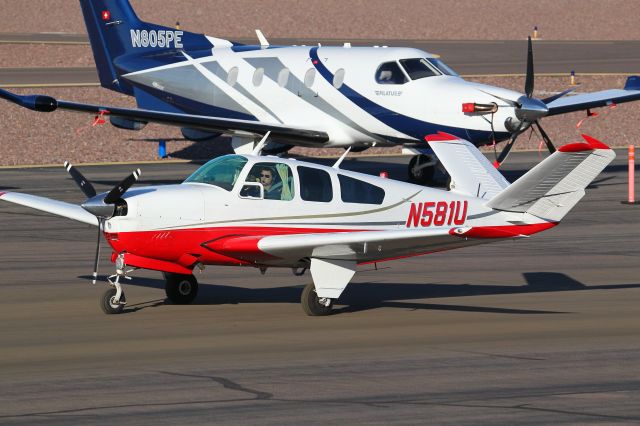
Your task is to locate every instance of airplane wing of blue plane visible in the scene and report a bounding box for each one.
[0,88,329,147]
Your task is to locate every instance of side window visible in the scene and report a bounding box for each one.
[304,68,316,88]
[333,68,345,89]
[375,61,407,85]
[241,162,295,201]
[253,67,264,87]
[298,166,333,202]
[278,68,290,87]
[339,175,385,205]
[227,66,239,86]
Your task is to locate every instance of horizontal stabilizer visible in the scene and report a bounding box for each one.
[426,132,510,199]
[486,134,615,221]
[0,192,97,226]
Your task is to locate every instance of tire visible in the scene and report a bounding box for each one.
[100,287,125,314]
[408,155,435,185]
[165,274,199,305]
[301,282,333,316]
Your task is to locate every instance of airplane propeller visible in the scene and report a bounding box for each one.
[485,36,576,166]
[64,162,141,283]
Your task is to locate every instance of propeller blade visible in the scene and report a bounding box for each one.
[534,121,556,153]
[64,161,96,198]
[495,133,519,167]
[525,36,534,98]
[103,169,141,204]
[541,87,577,105]
[92,218,102,284]
[478,89,519,107]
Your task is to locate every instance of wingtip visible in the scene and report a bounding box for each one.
[424,131,459,142]
[0,191,7,198]
[558,134,611,153]
[581,134,611,150]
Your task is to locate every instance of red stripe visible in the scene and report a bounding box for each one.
[106,226,364,267]
[450,222,557,238]
[0,192,7,198]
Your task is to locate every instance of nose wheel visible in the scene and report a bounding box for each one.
[100,287,126,314]
[301,282,333,316]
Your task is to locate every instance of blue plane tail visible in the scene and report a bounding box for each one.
[79,0,213,95]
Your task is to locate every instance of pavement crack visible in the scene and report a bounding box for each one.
[158,371,273,400]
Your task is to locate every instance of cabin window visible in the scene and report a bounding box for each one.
[184,155,247,191]
[298,166,333,202]
[338,175,385,205]
[375,61,408,84]
[399,58,440,80]
[253,67,264,86]
[304,68,316,88]
[241,162,295,201]
[333,68,345,89]
[227,66,239,86]
[278,68,290,87]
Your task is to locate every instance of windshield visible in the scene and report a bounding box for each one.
[184,155,248,191]
[399,58,441,80]
[426,58,459,76]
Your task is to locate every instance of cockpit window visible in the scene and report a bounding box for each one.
[375,61,408,85]
[184,155,247,191]
[426,58,459,76]
[399,58,440,80]
[241,162,295,200]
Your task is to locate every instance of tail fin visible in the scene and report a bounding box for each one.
[426,132,510,199]
[486,134,615,222]
[79,0,216,94]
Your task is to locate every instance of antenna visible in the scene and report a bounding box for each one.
[251,131,271,155]
[255,29,269,47]
[332,147,351,169]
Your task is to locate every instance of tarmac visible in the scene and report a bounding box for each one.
[0,152,638,424]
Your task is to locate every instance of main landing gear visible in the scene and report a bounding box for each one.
[408,154,436,185]
[164,273,199,304]
[301,282,334,316]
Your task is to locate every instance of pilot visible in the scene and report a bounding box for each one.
[259,167,281,200]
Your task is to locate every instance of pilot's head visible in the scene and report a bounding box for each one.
[259,167,274,190]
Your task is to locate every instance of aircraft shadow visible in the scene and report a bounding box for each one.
[82,271,640,315]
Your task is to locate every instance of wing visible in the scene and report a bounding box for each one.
[546,76,640,116]
[0,88,329,146]
[257,228,476,262]
[0,192,98,226]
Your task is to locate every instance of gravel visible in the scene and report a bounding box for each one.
[1,0,640,40]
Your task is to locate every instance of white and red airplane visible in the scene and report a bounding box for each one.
[0,0,638,183]
[0,132,614,315]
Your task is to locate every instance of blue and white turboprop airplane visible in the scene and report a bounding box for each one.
[1,0,639,183]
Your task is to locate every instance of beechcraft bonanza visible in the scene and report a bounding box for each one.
[0,0,638,184]
[0,132,614,315]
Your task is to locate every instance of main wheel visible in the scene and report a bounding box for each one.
[165,274,199,304]
[100,287,125,315]
[301,282,333,316]
[408,155,435,185]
